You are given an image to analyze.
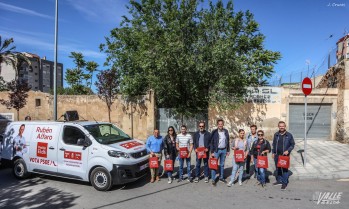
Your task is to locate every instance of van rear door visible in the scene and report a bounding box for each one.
[57,125,90,180]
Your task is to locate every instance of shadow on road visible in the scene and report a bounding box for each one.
[0,168,80,209]
[93,181,190,209]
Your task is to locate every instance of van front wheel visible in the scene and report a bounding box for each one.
[90,167,112,191]
[13,158,29,179]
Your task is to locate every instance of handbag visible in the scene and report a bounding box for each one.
[209,157,218,170]
[149,157,159,169]
[164,159,173,171]
[234,150,245,162]
[197,147,207,159]
[277,155,290,169]
[257,155,268,168]
[179,147,189,158]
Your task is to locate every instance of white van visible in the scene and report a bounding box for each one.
[0,121,149,191]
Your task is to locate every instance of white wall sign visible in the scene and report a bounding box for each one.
[245,87,281,103]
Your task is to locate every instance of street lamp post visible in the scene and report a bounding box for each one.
[53,0,58,120]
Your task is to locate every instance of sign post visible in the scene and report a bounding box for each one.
[302,77,312,167]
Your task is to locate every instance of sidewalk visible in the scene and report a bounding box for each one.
[222,139,349,180]
[286,139,349,180]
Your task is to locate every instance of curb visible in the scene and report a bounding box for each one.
[289,170,349,180]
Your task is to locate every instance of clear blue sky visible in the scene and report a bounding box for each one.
[0,0,348,89]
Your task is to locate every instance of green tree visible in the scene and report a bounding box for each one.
[65,52,96,95]
[86,61,99,88]
[0,80,31,120]
[0,76,7,91]
[95,69,120,122]
[0,36,30,77]
[101,0,281,117]
[0,36,16,75]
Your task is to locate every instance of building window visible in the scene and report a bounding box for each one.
[35,80,38,82]
[35,99,41,107]
[35,66,38,68]
[35,73,38,75]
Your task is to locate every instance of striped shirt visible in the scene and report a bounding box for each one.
[176,133,193,149]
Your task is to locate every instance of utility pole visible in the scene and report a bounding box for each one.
[53,0,58,120]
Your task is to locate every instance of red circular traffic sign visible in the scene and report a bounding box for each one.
[302,77,312,96]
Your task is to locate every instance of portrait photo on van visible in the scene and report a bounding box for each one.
[13,124,28,157]
[1,124,33,159]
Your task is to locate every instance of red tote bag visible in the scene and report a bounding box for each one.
[277,155,290,169]
[197,147,207,159]
[209,157,218,170]
[257,155,268,168]
[164,159,173,171]
[179,147,189,158]
[149,157,159,169]
[234,150,245,162]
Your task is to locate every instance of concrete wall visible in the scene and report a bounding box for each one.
[341,60,349,143]
[208,87,338,141]
[0,91,155,140]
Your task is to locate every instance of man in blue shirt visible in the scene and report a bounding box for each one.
[146,129,163,183]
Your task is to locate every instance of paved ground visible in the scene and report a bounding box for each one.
[0,167,348,209]
[287,139,349,180]
[1,139,348,209]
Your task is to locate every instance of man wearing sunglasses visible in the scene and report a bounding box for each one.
[193,121,211,183]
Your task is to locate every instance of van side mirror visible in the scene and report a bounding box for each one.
[83,138,92,147]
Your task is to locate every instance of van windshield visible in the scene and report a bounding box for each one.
[83,124,131,144]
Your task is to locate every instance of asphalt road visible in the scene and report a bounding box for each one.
[0,166,348,209]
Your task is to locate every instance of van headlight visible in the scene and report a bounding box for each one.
[108,150,130,158]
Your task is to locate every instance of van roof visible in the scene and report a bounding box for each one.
[8,121,111,126]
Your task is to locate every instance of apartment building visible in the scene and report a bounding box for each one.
[0,52,63,92]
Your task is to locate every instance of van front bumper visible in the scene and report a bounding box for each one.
[110,159,149,185]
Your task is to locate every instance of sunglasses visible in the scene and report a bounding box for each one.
[258,134,264,136]
[199,126,204,128]
[168,129,174,131]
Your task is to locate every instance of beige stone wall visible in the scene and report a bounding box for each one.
[208,87,339,141]
[0,91,155,140]
[208,102,281,140]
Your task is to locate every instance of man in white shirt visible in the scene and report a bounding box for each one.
[176,125,193,182]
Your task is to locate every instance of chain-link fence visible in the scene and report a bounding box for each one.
[268,47,337,87]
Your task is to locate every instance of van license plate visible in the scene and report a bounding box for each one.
[140,163,148,170]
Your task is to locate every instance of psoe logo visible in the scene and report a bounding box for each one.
[313,191,342,205]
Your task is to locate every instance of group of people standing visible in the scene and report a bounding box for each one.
[146,119,295,190]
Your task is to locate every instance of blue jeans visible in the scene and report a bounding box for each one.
[254,158,266,184]
[230,158,244,183]
[179,157,191,179]
[211,149,227,180]
[274,155,289,185]
[195,152,209,178]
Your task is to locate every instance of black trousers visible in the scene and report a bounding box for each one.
[246,155,252,174]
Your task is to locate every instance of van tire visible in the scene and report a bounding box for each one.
[90,167,112,191]
[13,158,29,179]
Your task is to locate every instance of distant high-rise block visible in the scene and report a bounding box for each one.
[0,52,63,93]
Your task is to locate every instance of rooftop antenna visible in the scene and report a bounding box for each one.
[306,60,310,77]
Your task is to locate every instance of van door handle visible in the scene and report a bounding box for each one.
[59,148,65,151]
[49,146,55,150]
